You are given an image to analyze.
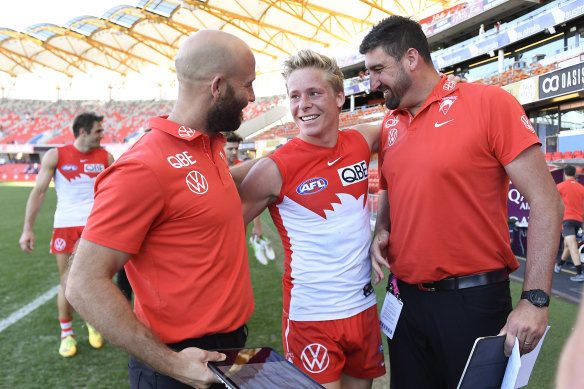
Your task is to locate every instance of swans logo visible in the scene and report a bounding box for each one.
[520,115,535,133]
[439,96,457,115]
[296,178,327,195]
[301,343,329,373]
[178,126,195,138]
[384,116,399,128]
[186,171,208,194]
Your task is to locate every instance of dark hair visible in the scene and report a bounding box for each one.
[564,165,576,177]
[359,15,433,65]
[72,112,103,138]
[224,131,243,143]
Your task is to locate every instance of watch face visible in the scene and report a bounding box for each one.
[529,290,549,307]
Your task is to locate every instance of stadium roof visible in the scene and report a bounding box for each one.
[0,0,457,78]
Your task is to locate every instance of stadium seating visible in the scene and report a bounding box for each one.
[0,95,283,145]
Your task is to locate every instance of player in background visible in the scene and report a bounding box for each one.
[19,112,114,357]
[223,131,275,265]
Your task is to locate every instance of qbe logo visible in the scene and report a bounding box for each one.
[300,343,329,373]
[84,164,105,173]
[186,170,208,194]
[53,238,66,252]
[296,177,327,195]
[338,161,368,186]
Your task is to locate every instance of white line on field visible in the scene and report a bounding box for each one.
[0,285,59,333]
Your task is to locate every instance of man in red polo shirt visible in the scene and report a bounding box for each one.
[555,165,584,281]
[66,30,256,388]
[360,16,563,388]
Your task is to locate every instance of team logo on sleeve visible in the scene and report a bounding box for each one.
[520,115,535,133]
[301,343,329,373]
[296,177,327,195]
[338,161,368,186]
[186,170,208,194]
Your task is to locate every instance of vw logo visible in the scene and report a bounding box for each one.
[178,126,195,138]
[387,128,398,147]
[54,238,66,252]
[300,343,330,373]
[186,170,208,194]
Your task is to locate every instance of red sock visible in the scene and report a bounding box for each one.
[59,317,74,339]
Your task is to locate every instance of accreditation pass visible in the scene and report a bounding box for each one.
[380,291,403,339]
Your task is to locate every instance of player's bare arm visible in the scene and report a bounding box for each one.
[498,144,563,356]
[66,239,225,388]
[371,189,391,284]
[19,148,59,252]
[354,122,382,154]
[240,157,282,225]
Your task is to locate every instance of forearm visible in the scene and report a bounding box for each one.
[67,271,180,377]
[22,190,46,231]
[523,197,562,293]
[373,190,390,236]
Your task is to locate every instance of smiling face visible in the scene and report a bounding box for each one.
[365,46,412,110]
[287,67,345,145]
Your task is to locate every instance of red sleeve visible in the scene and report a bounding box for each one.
[82,160,164,254]
[483,85,541,166]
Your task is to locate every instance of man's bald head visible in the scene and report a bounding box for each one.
[175,30,253,85]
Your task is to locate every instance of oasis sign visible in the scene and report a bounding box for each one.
[539,63,584,99]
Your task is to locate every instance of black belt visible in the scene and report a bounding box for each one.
[418,269,508,292]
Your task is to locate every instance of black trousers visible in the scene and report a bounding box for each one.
[129,325,247,389]
[388,280,512,389]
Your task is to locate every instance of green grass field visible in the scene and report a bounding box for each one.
[0,181,579,388]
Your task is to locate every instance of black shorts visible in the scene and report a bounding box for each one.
[129,325,247,389]
[562,219,582,237]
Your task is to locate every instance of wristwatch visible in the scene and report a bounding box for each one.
[521,289,550,307]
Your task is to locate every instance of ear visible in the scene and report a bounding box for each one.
[211,76,222,99]
[336,90,345,109]
[403,48,420,71]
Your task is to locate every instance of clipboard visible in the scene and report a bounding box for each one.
[457,335,509,389]
[208,347,324,389]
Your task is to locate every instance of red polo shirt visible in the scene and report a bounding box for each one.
[83,116,254,342]
[378,78,541,283]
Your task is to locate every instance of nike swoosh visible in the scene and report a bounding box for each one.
[434,119,454,128]
[328,157,342,166]
[80,159,88,162]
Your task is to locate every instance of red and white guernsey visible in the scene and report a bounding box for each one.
[268,129,376,321]
[53,144,109,228]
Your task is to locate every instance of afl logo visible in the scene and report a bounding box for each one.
[297,177,327,195]
[387,128,398,147]
[61,164,78,171]
[186,170,208,194]
[54,238,66,252]
[301,343,330,373]
[178,126,195,138]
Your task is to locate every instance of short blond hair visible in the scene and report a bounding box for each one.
[282,49,344,94]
